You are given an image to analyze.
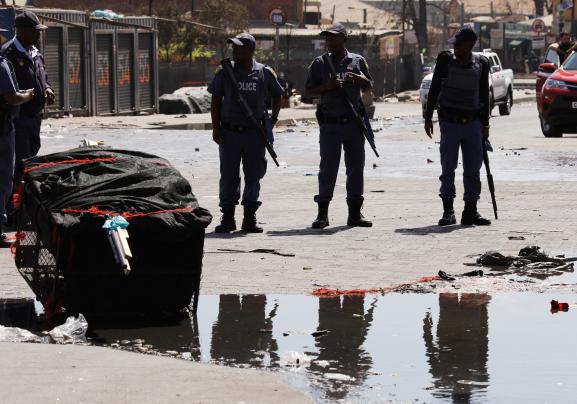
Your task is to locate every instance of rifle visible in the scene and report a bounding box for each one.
[220,58,280,167]
[321,53,379,158]
[482,140,498,220]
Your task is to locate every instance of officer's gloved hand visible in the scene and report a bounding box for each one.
[212,127,224,145]
[424,119,434,139]
[45,88,55,105]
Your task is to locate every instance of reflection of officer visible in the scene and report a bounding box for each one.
[208,33,283,233]
[306,23,373,229]
[423,293,490,402]
[309,296,374,400]
[550,32,576,65]
[0,26,35,246]
[424,27,492,227]
[1,11,54,162]
[210,294,279,367]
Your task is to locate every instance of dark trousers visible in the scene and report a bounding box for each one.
[0,122,15,224]
[14,114,42,163]
[218,129,267,209]
[314,122,365,204]
[439,119,483,202]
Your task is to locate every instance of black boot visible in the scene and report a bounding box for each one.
[0,225,11,248]
[461,201,491,226]
[311,202,330,229]
[438,198,456,226]
[241,205,263,233]
[347,199,372,227]
[215,207,236,233]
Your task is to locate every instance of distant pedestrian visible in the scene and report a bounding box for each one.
[208,33,283,233]
[305,23,374,229]
[424,27,492,227]
[1,10,54,162]
[549,32,575,65]
[0,25,35,246]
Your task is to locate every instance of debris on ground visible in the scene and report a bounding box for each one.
[311,329,329,337]
[438,270,483,281]
[0,325,41,343]
[214,248,295,257]
[281,351,312,367]
[551,300,569,313]
[474,246,574,279]
[47,314,88,343]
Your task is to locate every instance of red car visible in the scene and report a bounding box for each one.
[536,48,577,137]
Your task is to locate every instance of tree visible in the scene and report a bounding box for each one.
[195,0,249,58]
[404,0,429,56]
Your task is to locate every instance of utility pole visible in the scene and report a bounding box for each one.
[401,0,406,56]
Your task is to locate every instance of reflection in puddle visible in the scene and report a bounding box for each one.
[2,293,577,402]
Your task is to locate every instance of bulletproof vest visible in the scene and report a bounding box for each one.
[222,61,267,124]
[439,54,482,111]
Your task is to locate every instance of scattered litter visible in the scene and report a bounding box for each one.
[551,300,569,313]
[195,148,200,152]
[281,351,312,367]
[427,158,434,164]
[370,190,385,193]
[325,373,356,382]
[0,325,41,343]
[508,236,526,240]
[48,314,88,343]
[214,248,295,257]
[304,172,319,176]
[312,275,440,296]
[311,330,329,337]
[372,163,377,169]
[303,266,312,271]
[176,114,187,118]
[475,246,574,279]
[79,139,104,148]
[438,271,456,281]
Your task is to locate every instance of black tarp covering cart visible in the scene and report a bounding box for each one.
[12,148,212,314]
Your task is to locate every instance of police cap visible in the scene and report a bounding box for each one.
[15,11,48,31]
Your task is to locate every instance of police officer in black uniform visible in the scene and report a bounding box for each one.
[424,27,492,227]
[1,10,54,162]
[208,33,284,233]
[0,25,35,246]
[305,23,374,229]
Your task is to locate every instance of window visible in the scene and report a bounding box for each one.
[545,48,560,65]
[563,52,577,70]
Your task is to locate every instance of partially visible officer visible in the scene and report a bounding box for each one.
[424,27,492,227]
[208,33,283,233]
[0,26,35,246]
[1,10,54,162]
[305,23,373,229]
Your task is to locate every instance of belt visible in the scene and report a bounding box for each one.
[318,115,355,125]
[220,122,257,133]
[439,115,479,125]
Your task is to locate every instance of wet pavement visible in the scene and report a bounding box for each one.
[2,292,577,403]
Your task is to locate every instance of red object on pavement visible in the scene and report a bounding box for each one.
[550,300,569,313]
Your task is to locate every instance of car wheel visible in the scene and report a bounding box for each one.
[540,115,562,137]
[499,89,512,116]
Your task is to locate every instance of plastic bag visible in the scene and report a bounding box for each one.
[48,314,88,343]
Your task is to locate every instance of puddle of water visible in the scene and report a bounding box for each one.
[2,293,577,403]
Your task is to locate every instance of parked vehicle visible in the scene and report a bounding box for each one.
[535,47,577,137]
[419,49,515,117]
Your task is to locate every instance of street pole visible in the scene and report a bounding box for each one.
[401,0,406,57]
[274,25,280,73]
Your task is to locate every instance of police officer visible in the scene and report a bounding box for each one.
[305,23,373,229]
[550,32,576,65]
[0,26,35,246]
[424,27,491,227]
[208,33,283,233]
[1,10,54,163]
